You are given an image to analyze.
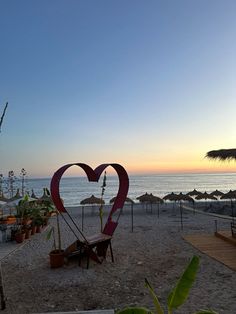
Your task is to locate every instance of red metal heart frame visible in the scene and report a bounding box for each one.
[50,163,129,234]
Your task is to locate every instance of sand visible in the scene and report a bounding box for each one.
[1,204,236,314]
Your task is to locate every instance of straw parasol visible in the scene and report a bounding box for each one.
[110,196,134,232]
[31,189,38,199]
[195,191,217,201]
[80,195,104,205]
[186,189,202,197]
[173,193,194,230]
[149,194,163,217]
[210,190,224,197]
[176,192,194,203]
[80,195,104,231]
[220,190,236,200]
[109,196,134,204]
[195,191,217,209]
[163,192,178,201]
[137,193,163,214]
[136,192,149,202]
[220,190,236,221]
[206,149,236,161]
[39,188,52,202]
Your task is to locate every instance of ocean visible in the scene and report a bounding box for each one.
[5,172,236,207]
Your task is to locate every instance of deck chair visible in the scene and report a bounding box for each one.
[64,218,119,268]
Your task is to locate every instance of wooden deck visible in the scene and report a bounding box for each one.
[183,232,236,271]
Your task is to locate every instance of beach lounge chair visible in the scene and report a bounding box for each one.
[64,218,118,268]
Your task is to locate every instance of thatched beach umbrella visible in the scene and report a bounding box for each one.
[176,192,194,203]
[206,148,236,220]
[220,190,236,221]
[210,190,224,197]
[137,193,162,214]
[175,193,194,230]
[80,194,104,205]
[136,192,149,202]
[110,196,134,231]
[163,192,178,201]
[220,190,236,200]
[186,189,202,197]
[148,194,163,217]
[31,189,38,199]
[163,192,180,217]
[39,188,52,202]
[80,195,104,231]
[136,192,151,212]
[195,191,217,201]
[195,191,217,209]
[109,196,134,204]
[206,149,236,161]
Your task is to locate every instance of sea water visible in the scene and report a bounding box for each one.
[7,172,236,207]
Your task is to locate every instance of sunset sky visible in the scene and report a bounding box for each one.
[0,0,236,178]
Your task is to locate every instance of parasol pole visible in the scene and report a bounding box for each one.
[131,202,134,232]
[180,200,183,231]
[82,206,84,231]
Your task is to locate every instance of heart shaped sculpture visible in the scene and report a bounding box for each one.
[50,163,129,235]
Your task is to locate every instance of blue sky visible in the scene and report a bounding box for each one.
[0,0,236,177]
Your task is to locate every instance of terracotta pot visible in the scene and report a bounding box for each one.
[25,229,31,239]
[31,225,37,235]
[43,218,49,226]
[36,225,42,233]
[49,250,65,268]
[15,232,26,243]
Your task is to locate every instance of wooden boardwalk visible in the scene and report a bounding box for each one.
[183,232,236,271]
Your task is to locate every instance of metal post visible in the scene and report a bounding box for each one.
[215,220,218,233]
[82,206,84,231]
[0,263,6,310]
[131,203,133,232]
[180,202,183,231]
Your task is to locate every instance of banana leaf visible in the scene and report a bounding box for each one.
[145,278,164,314]
[168,255,200,311]
[194,310,218,314]
[116,307,153,314]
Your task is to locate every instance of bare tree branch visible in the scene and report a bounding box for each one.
[0,102,8,133]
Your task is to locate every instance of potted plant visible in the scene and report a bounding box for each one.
[30,205,46,233]
[13,223,26,243]
[22,225,31,239]
[14,195,32,243]
[46,210,64,268]
[15,195,33,226]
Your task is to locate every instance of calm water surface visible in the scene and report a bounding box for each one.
[14,172,236,206]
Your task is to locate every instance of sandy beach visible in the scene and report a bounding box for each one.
[1,203,236,314]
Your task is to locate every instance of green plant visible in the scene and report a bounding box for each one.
[16,194,32,219]
[116,256,218,314]
[14,194,33,234]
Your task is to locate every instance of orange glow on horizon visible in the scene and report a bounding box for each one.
[53,161,236,178]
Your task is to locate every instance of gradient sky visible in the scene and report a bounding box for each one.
[0,0,236,178]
